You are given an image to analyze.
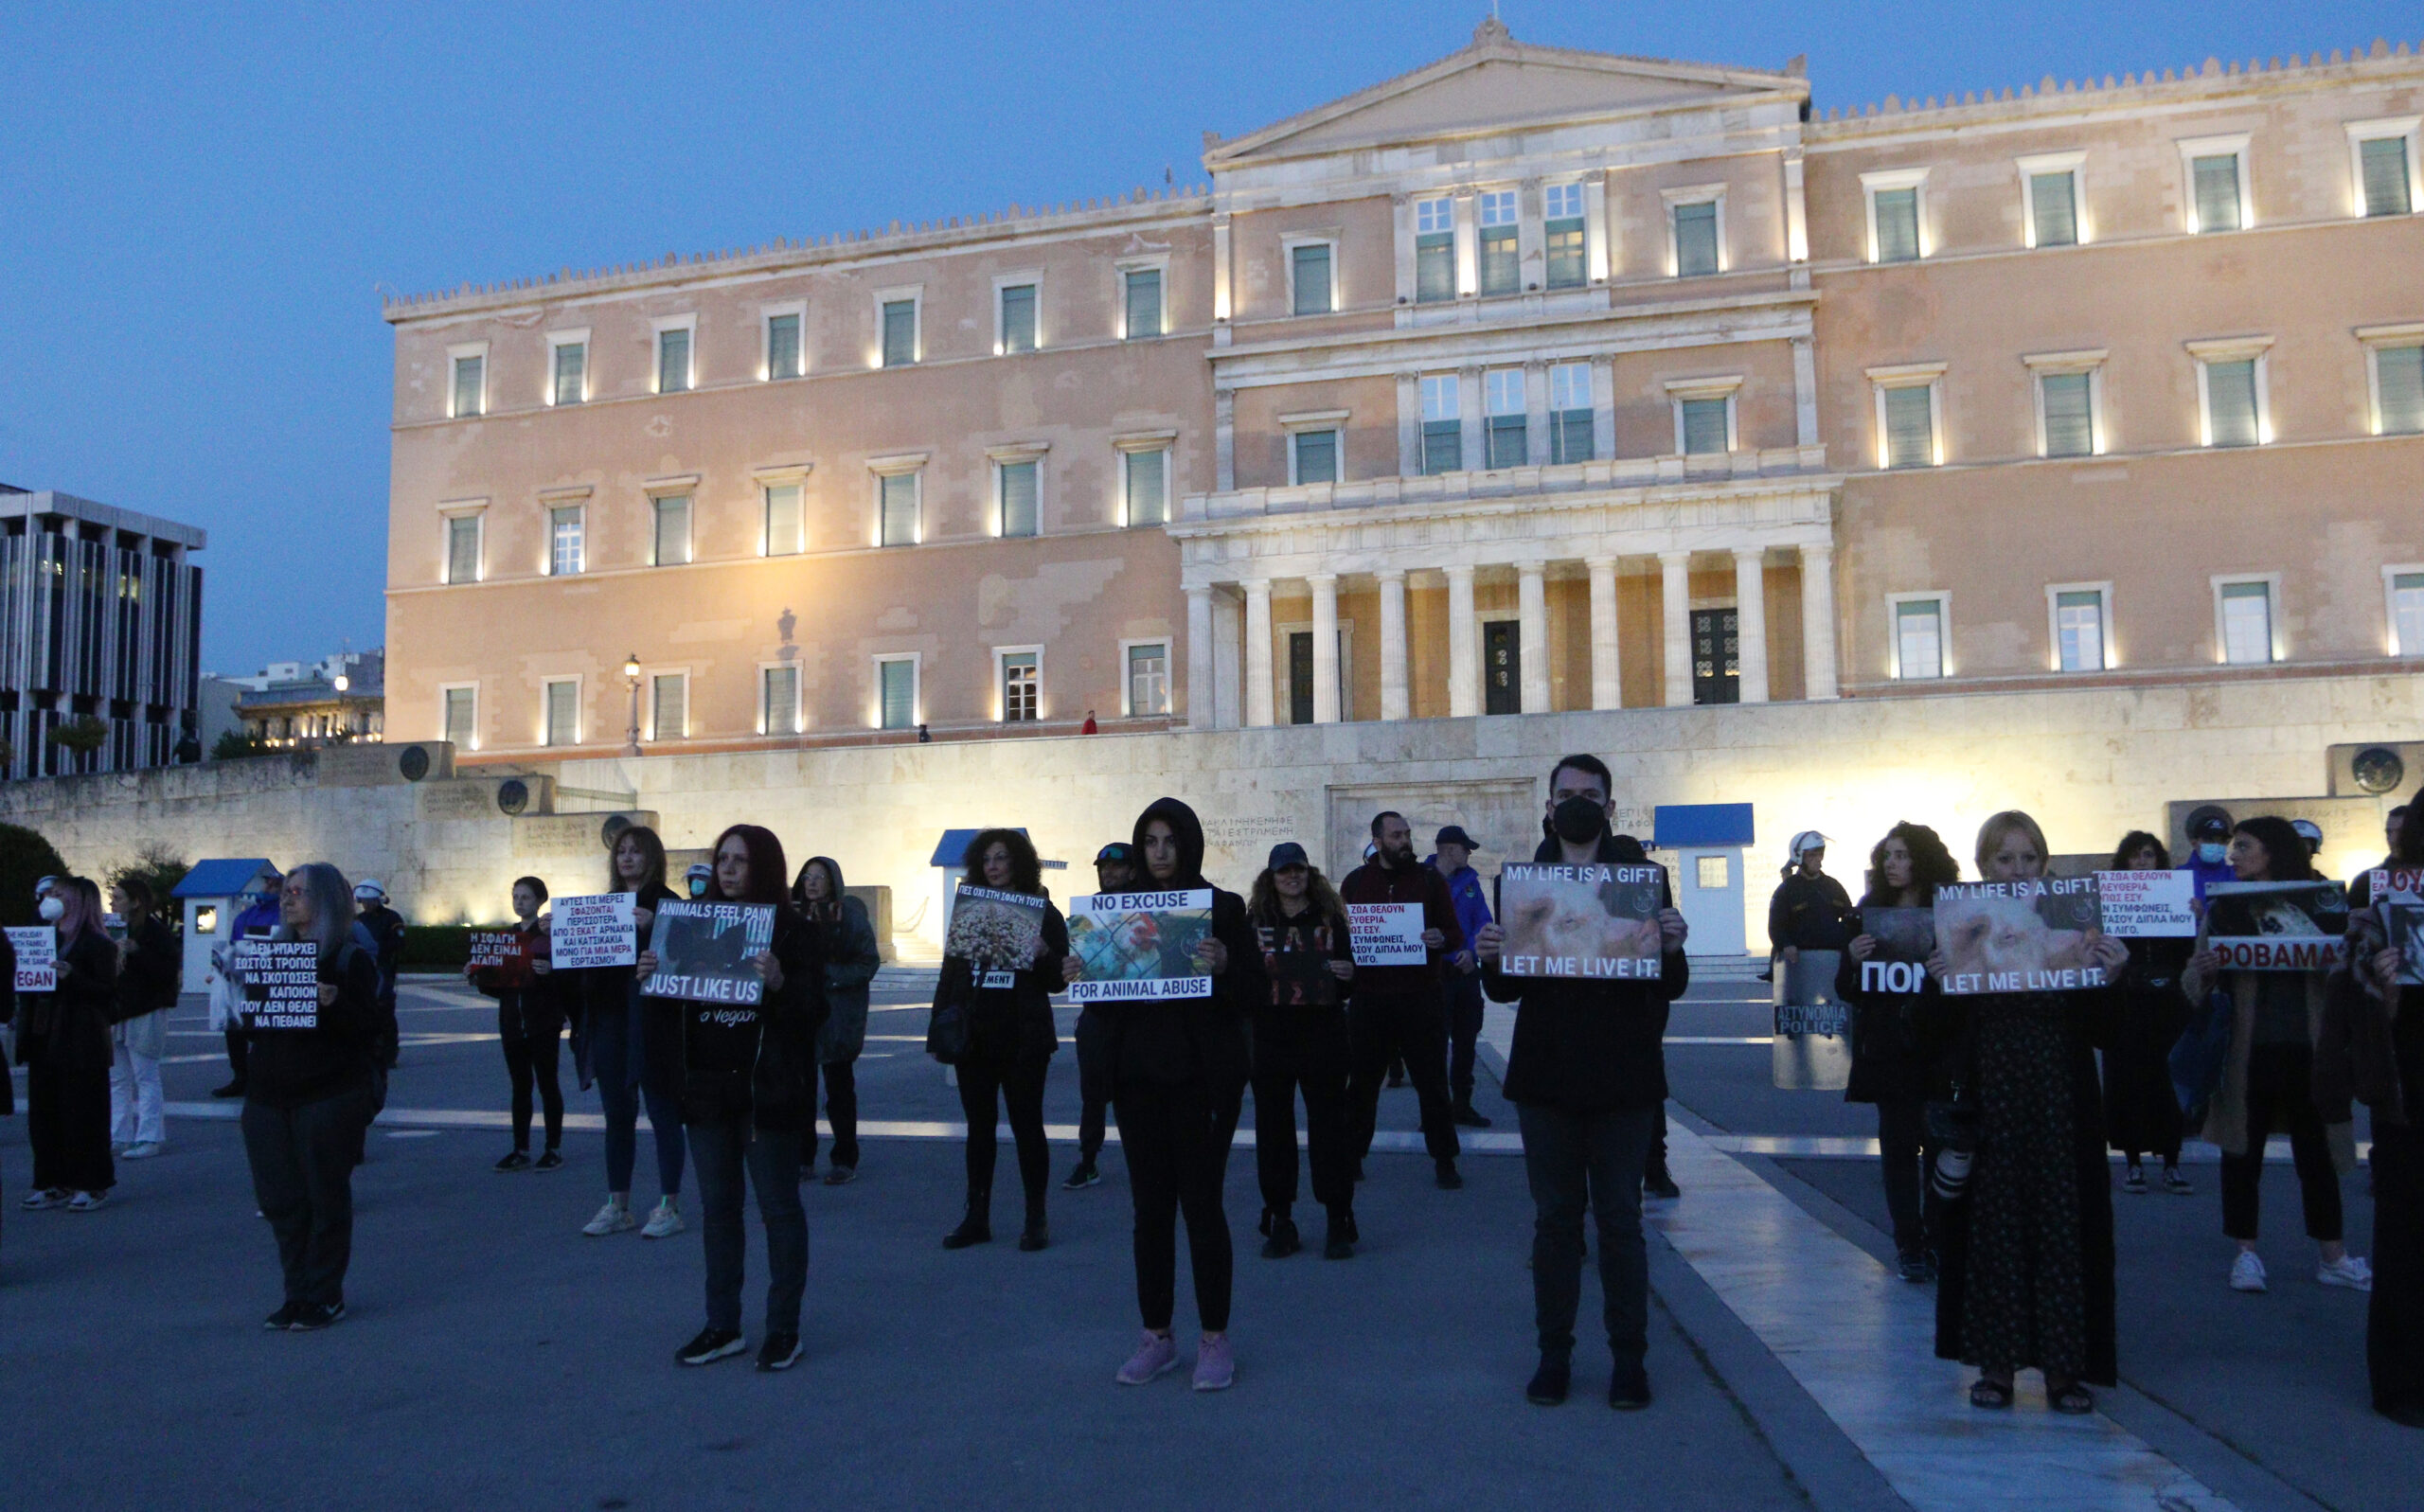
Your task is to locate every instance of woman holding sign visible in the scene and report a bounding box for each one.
[469,877,567,1174]
[1245,842,1358,1260]
[933,830,1066,1252]
[577,825,687,1238]
[17,876,119,1212]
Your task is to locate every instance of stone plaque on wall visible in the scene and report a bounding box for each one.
[1324,778,1540,882]
[512,811,660,861]
[417,780,502,821]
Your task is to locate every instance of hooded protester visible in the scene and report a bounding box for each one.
[1340,809,1466,1189]
[1430,826,1495,1129]
[796,855,879,1186]
[1064,796,1261,1392]
[1245,842,1359,1260]
[18,876,121,1212]
[1063,842,1135,1191]
[2101,832,2193,1197]
[578,824,688,1238]
[1479,755,1689,1411]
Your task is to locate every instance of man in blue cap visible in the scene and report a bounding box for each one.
[1428,826,1494,1128]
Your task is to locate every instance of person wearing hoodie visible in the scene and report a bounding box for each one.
[18,876,121,1212]
[649,824,826,1373]
[1341,810,1466,1189]
[1478,755,1690,1411]
[578,825,687,1238]
[1063,843,1134,1191]
[1064,796,1261,1393]
[1430,826,1495,1129]
[796,855,879,1186]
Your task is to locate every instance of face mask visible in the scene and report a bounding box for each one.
[37,896,65,922]
[2195,842,2225,864]
[1552,796,1608,845]
[688,877,709,898]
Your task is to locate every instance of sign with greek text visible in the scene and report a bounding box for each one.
[1065,890,1213,1003]
[239,940,323,1029]
[2095,870,2198,938]
[548,893,637,970]
[1493,863,1665,981]
[1346,902,1426,967]
[2203,880,2349,972]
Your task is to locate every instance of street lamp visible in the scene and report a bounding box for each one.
[330,671,350,742]
[623,652,642,756]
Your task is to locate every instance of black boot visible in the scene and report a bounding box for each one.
[1323,1207,1357,1259]
[1451,1097,1492,1129]
[1643,1161,1681,1201]
[1261,1209,1300,1259]
[943,1193,991,1249]
[1018,1206,1048,1252]
[1526,1352,1572,1405]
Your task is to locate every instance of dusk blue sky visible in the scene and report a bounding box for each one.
[4,2,2415,674]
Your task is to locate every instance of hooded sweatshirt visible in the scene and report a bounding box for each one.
[801,856,882,1065]
[1105,797,1260,1090]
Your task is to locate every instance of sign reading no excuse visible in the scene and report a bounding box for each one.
[1493,863,1665,981]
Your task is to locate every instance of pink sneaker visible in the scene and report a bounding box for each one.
[1193,1333,1236,1392]
[1115,1330,1179,1385]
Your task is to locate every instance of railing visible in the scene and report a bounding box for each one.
[1178,445,1831,522]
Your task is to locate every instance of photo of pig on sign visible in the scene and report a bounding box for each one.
[1934,877,2112,995]
[2202,880,2350,971]
[1494,863,1665,980]
[1346,902,1426,967]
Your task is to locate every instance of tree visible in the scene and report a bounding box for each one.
[46,713,110,773]
[211,729,272,761]
[0,822,68,927]
[111,841,190,917]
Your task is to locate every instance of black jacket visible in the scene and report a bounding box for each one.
[22,930,119,1075]
[1102,796,1259,1091]
[942,898,1067,1066]
[358,904,405,1005]
[244,939,383,1108]
[113,914,181,1023]
[676,903,827,1134]
[1337,855,1463,1001]
[1769,871,1854,954]
[576,881,682,1088]
[1483,832,1688,1112]
[1832,897,1957,1106]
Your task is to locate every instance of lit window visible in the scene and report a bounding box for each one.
[1123,268,1163,339]
[1291,243,1333,315]
[652,495,692,565]
[2373,344,2424,435]
[1895,599,1945,680]
[1871,187,1920,262]
[1477,190,1518,295]
[762,666,799,735]
[766,313,802,380]
[1000,651,1038,721]
[551,341,586,405]
[1549,364,1594,464]
[549,506,583,576]
[2358,134,2415,218]
[1696,855,1729,890]
[1127,643,1169,716]
[544,680,579,746]
[879,473,918,546]
[1292,429,1338,486]
[763,484,803,557]
[1124,448,1168,526]
[2029,170,2078,246]
[1420,374,1462,474]
[452,354,484,418]
[442,686,476,747]
[2392,572,2424,656]
[446,515,481,584]
[1880,384,1936,469]
[881,300,917,366]
[1544,183,1586,289]
[1414,199,1454,303]
[1673,201,1720,276]
[878,659,917,730]
[1679,397,1731,455]
[1484,368,1526,469]
[2055,589,2106,672]
[2191,152,2245,233]
[2201,359,2262,448]
[2220,581,2273,665]
[999,460,1039,538]
[1000,284,1037,353]
[651,674,686,739]
[657,328,691,392]
[2041,371,2096,457]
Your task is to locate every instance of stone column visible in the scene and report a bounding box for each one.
[1791,336,1819,449]
[1734,547,1770,704]
[1517,560,1549,713]
[1185,584,1214,729]
[1310,573,1341,723]
[1396,371,1421,478]
[1377,568,1410,721]
[1215,387,1237,492]
[1524,361,1551,466]
[1660,550,1693,707]
[1800,541,1840,700]
[1212,588,1241,728]
[1446,564,1479,717]
[1587,555,1621,710]
[1458,365,1485,473]
[1243,578,1274,727]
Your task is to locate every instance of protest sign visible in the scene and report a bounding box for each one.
[1259,920,1343,1007]
[1854,906,1935,996]
[2203,881,2350,971]
[1493,863,1664,981]
[643,900,776,1005]
[549,893,637,970]
[7,926,56,992]
[467,929,531,987]
[1065,889,1213,1003]
[238,940,323,1029]
[1346,902,1426,967]
[948,884,1049,988]
[2386,902,2424,987]
[1934,877,2109,995]
[2367,868,2424,905]
[2095,869,2199,938]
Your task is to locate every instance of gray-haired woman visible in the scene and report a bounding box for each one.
[240,863,384,1331]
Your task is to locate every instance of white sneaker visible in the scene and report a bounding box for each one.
[122,1142,166,1160]
[2230,1251,2268,1292]
[66,1190,111,1213]
[2318,1254,2374,1291]
[642,1198,686,1238]
[583,1200,637,1236]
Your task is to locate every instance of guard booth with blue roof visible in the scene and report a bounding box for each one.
[171,858,279,993]
[1653,805,1755,958]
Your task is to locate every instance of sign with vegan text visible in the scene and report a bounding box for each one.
[238,940,323,1029]
[1346,902,1426,967]
[643,900,776,1005]
[2203,881,2349,972]
[2095,870,2198,938]
[549,893,637,970]
[1934,878,2109,995]
[7,926,56,993]
[1065,890,1213,1003]
[1493,863,1665,981]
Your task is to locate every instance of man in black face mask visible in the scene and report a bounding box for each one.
[1340,810,1466,1190]
[1479,753,1689,1411]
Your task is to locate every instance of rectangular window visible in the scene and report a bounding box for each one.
[1543,182,1586,289]
[1420,374,1462,474]
[766,312,802,380]
[2204,359,2261,447]
[2360,136,2413,218]
[2029,171,2078,246]
[2193,153,2243,233]
[1680,397,1731,455]
[1123,268,1163,339]
[881,299,917,366]
[998,460,1039,538]
[442,686,476,747]
[1872,187,1920,262]
[2220,581,2273,665]
[1476,190,1518,295]
[1127,643,1169,716]
[551,342,586,405]
[2041,371,2095,457]
[1291,243,1332,315]
[878,659,917,730]
[2378,345,2424,435]
[1549,363,1593,464]
[762,666,799,735]
[544,680,579,746]
[1292,429,1338,486]
[1895,599,1945,680]
[1124,448,1167,526]
[1697,855,1730,890]
[1881,385,1935,469]
[2055,589,2105,672]
[2393,572,2424,656]
[999,283,1037,353]
[1414,198,1454,303]
[651,674,686,739]
[549,506,584,576]
[652,495,691,566]
[452,354,484,418]
[763,484,803,557]
[446,515,481,584]
[1000,652,1038,721]
[657,328,691,392]
[879,473,918,546]
[1673,201,1720,276]
[1484,368,1526,469]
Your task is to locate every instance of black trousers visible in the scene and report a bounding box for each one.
[1115,1079,1240,1333]
[1251,1009,1356,1218]
[1075,1007,1111,1164]
[811,1058,859,1171]
[690,1119,806,1335]
[27,1053,114,1195]
[242,1085,375,1308]
[501,1021,565,1153]
[956,1056,1050,1220]
[2220,1043,2342,1243]
[223,1027,249,1086]
[1447,977,1485,1100]
[1349,990,1460,1164]
[1520,1101,1657,1361]
[1875,1094,1940,1259]
[2371,1121,2424,1414]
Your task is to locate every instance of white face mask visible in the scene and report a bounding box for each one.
[37,896,66,922]
[2195,842,2226,865]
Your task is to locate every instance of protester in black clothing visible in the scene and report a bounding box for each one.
[211,874,282,1099]
[649,824,824,1372]
[469,877,567,1173]
[1480,754,1689,1410]
[935,829,1067,1252]
[1340,810,1466,1189]
[578,825,688,1238]
[1246,843,1359,1260]
[796,856,878,1186]
[2349,804,2409,911]
[1063,843,1133,1190]
[1836,822,1960,1282]
[18,876,120,1212]
[351,881,405,1066]
[2100,832,2193,1196]
[1065,796,1260,1392]
[241,863,383,1329]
